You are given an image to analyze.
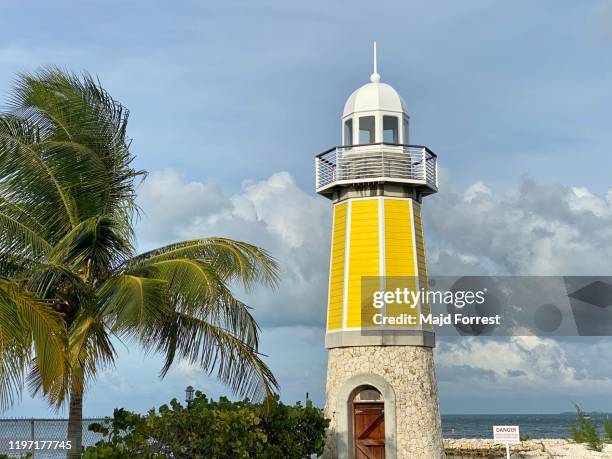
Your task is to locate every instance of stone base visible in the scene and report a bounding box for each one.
[324,346,445,458]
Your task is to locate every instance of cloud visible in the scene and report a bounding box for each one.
[132,169,612,414]
[137,169,330,327]
[436,364,497,383]
[426,171,612,276]
[436,335,612,401]
[137,170,231,244]
[136,168,612,329]
[506,369,527,378]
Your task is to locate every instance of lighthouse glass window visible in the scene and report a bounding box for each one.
[383,116,398,144]
[344,119,353,145]
[358,116,375,144]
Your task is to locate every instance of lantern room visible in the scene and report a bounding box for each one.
[341,70,410,146]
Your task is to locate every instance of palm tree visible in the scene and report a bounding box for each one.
[0,67,279,458]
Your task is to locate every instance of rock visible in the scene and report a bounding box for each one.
[443,438,612,458]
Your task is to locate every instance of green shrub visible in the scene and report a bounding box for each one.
[519,433,530,441]
[570,404,603,452]
[83,392,329,458]
[258,396,330,458]
[604,417,612,443]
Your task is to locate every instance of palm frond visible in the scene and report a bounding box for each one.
[0,278,66,410]
[48,216,133,276]
[98,274,169,331]
[3,67,145,232]
[0,211,51,260]
[148,311,278,401]
[30,309,117,409]
[68,312,117,386]
[0,115,79,230]
[127,238,279,290]
[110,255,272,399]
[22,262,90,305]
[126,257,259,347]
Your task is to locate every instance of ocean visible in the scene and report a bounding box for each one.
[442,413,607,439]
[0,413,605,457]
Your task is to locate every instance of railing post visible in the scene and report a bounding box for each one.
[422,148,426,181]
[335,148,340,182]
[315,157,319,190]
[435,155,438,188]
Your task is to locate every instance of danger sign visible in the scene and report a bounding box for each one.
[493,425,520,444]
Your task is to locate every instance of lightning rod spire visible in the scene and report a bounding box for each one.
[370,41,381,83]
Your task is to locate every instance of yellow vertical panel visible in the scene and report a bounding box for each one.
[413,201,430,318]
[327,203,347,331]
[384,199,416,277]
[413,201,428,279]
[384,199,418,326]
[346,199,379,328]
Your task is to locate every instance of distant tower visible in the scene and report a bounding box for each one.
[316,44,444,458]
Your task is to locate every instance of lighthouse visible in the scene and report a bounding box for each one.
[317,45,444,458]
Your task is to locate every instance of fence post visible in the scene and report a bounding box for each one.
[30,418,35,458]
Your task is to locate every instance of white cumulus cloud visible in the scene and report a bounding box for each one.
[136,170,330,327]
[426,173,612,276]
[133,168,612,412]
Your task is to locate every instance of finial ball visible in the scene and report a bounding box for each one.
[370,72,381,83]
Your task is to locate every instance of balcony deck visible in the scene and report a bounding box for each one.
[315,143,438,196]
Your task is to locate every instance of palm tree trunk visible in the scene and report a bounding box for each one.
[67,383,84,459]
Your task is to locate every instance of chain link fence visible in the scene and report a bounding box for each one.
[0,418,106,458]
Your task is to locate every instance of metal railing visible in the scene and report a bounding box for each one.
[0,418,106,458]
[315,143,438,193]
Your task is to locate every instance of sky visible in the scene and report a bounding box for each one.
[1,0,612,416]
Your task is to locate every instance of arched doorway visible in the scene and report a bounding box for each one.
[352,386,385,458]
[334,374,397,458]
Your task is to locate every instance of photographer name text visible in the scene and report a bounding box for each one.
[372,312,501,326]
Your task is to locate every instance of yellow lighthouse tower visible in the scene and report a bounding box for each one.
[317,45,444,458]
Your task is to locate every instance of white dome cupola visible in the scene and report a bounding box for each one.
[341,42,410,146]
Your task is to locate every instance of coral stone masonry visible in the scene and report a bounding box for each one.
[324,347,444,458]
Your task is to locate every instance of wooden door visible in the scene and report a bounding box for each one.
[353,403,385,459]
